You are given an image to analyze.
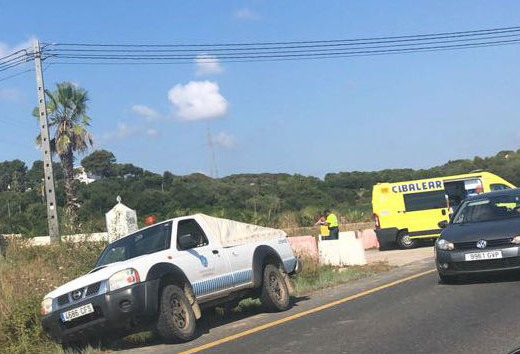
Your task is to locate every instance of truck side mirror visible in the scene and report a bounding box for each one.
[179,233,198,250]
[438,220,448,229]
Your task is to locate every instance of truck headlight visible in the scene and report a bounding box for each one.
[437,239,454,251]
[40,298,53,316]
[108,268,140,291]
[512,236,520,244]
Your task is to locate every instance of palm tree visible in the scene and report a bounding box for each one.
[33,82,93,229]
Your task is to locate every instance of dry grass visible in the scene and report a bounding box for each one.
[0,240,106,354]
[291,257,394,296]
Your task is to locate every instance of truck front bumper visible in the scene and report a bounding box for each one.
[41,279,159,343]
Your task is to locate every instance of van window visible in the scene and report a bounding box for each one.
[490,183,511,191]
[404,190,447,212]
[177,219,209,250]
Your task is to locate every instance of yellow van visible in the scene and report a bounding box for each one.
[372,171,515,249]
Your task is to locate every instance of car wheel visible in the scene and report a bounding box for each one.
[156,284,196,342]
[260,264,290,312]
[439,273,458,284]
[397,230,417,249]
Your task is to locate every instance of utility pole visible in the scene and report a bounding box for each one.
[207,128,219,178]
[33,40,60,242]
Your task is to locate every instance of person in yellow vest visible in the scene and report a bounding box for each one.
[324,209,339,240]
[315,214,330,238]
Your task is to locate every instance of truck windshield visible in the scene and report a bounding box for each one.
[95,222,172,267]
[452,194,520,224]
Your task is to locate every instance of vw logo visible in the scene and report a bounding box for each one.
[72,290,82,300]
[476,240,487,249]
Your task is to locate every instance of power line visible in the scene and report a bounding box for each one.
[0,68,33,83]
[44,33,520,59]
[46,28,520,55]
[0,49,30,62]
[43,39,520,67]
[44,25,520,47]
[44,37,520,63]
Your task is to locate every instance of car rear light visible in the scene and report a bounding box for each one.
[374,213,380,229]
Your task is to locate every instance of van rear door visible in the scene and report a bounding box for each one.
[402,190,449,238]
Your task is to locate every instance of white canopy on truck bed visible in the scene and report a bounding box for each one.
[196,213,287,247]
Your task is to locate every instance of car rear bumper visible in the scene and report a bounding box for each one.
[436,246,520,275]
[41,279,159,343]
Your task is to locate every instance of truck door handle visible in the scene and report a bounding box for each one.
[441,209,446,215]
[212,250,219,255]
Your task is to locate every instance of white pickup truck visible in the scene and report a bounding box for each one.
[41,214,301,346]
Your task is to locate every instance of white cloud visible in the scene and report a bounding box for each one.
[100,122,136,141]
[0,88,23,101]
[0,37,35,58]
[235,8,259,21]
[146,128,160,138]
[211,131,236,149]
[131,104,159,119]
[195,54,223,76]
[168,81,228,121]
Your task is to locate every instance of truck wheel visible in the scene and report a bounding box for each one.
[397,230,416,249]
[156,284,196,343]
[260,264,290,312]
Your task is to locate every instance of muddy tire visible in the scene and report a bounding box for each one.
[260,264,290,312]
[156,284,196,343]
[396,230,417,249]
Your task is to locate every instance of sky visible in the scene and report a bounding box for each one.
[1,1,520,178]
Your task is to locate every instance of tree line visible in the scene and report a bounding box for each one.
[1,148,520,236]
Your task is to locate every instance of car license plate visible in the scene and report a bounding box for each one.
[464,250,503,261]
[60,303,94,322]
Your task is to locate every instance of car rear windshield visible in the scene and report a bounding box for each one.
[452,194,520,224]
[95,222,172,267]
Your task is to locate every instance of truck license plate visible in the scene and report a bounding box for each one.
[60,303,94,322]
[464,251,502,261]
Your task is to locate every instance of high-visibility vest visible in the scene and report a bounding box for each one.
[326,213,339,228]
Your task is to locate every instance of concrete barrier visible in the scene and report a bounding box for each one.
[22,232,109,246]
[356,229,379,250]
[318,231,367,266]
[288,236,319,261]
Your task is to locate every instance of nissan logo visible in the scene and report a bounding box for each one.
[72,290,82,300]
[476,240,487,249]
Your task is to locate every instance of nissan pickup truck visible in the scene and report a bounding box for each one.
[40,214,301,346]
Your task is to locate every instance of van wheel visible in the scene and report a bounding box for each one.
[397,230,416,249]
[260,264,290,312]
[156,285,196,343]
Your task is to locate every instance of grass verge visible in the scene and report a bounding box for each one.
[291,259,394,296]
[0,240,106,354]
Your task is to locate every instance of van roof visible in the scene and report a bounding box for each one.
[374,171,495,187]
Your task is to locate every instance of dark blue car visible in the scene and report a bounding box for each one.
[436,188,520,283]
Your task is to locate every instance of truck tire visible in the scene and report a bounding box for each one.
[396,230,416,249]
[260,264,290,312]
[156,284,196,342]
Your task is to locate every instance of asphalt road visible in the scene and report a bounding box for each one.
[119,260,520,354]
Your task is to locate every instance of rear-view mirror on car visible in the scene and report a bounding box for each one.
[438,220,448,229]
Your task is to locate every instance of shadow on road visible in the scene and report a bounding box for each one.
[106,295,310,352]
[439,271,520,286]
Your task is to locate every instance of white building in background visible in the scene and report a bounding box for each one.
[74,166,100,184]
